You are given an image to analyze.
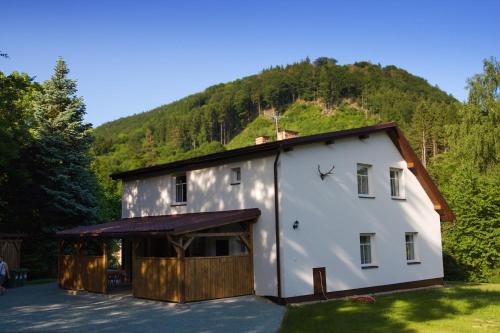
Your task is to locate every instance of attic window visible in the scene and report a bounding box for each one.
[231,167,241,185]
[174,174,187,204]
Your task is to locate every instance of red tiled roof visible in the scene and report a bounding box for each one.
[56,208,261,238]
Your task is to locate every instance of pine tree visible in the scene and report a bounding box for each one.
[33,58,98,232]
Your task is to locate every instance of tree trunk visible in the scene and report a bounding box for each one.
[432,137,438,157]
[421,130,427,167]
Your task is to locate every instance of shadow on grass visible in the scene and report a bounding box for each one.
[280,284,500,333]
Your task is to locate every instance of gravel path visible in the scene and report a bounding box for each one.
[0,283,284,333]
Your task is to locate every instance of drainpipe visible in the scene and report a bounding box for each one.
[273,149,282,299]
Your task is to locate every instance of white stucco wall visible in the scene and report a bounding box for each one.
[121,156,279,296]
[120,131,444,298]
[278,132,444,297]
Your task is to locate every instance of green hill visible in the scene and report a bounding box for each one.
[93,58,456,171]
[226,102,377,149]
[91,57,459,218]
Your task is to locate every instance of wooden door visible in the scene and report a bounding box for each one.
[313,267,327,295]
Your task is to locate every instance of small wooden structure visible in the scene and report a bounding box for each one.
[0,233,24,269]
[57,209,259,303]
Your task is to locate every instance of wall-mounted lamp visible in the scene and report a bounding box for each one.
[293,220,300,230]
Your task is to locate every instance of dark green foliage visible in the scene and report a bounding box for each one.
[0,71,39,229]
[429,57,500,282]
[0,59,100,277]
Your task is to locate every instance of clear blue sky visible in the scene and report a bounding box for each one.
[2,0,499,126]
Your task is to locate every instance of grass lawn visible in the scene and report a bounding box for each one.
[280,283,500,333]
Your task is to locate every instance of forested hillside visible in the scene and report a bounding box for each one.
[92,58,459,220]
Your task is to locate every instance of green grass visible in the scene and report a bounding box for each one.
[280,283,500,333]
[226,102,377,150]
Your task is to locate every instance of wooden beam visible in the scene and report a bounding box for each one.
[167,234,183,249]
[238,235,252,252]
[183,237,195,251]
[407,161,415,169]
[183,232,249,238]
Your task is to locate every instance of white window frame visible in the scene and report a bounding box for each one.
[405,232,419,263]
[173,174,187,204]
[231,167,241,185]
[359,233,377,267]
[390,168,405,199]
[357,163,373,197]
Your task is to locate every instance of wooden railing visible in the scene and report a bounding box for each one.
[184,255,253,302]
[132,255,253,302]
[58,255,107,293]
[133,257,180,302]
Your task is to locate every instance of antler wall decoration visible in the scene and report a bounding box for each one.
[318,164,335,180]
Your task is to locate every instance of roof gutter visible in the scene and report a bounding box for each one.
[273,148,282,298]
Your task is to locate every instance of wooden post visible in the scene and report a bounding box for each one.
[131,238,139,296]
[177,237,185,303]
[249,222,255,294]
[58,240,64,287]
[102,240,108,294]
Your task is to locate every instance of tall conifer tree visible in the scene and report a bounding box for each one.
[33,58,98,232]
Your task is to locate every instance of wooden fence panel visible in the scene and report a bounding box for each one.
[58,255,107,293]
[0,240,21,269]
[184,255,253,302]
[133,257,179,302]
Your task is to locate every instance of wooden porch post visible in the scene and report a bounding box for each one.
[131,238,136,296]
[102,240,108,294]
[177,237,185,303]
[58,239,64,288]
[249,221,255,294]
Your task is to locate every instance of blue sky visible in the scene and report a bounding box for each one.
[1,0,499,126]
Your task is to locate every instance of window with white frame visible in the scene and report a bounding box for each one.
[174,174,187,203]
[231,167,241,185]
[390,168,403,198]
[405,232,417,261]
[357,164,371,196]
[360,234,374,265]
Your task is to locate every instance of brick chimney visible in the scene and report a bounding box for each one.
[277,129,299,141]
[255,135,271,145]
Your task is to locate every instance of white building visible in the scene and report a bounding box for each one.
[59,122,453,303]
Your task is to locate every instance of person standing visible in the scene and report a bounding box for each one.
[0,255,10,295]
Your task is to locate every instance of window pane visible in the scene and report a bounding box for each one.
[360,235,372,265]
[405,233,415,261]
[232,168,241,183]
[390,169,401,197]
[357,165,370,195]
[175,175,187,202]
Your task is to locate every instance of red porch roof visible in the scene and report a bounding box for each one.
[56,208,261,238]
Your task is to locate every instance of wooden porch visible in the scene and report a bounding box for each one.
[57,209,259,303]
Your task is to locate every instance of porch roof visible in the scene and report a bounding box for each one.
[56,208,260,238]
